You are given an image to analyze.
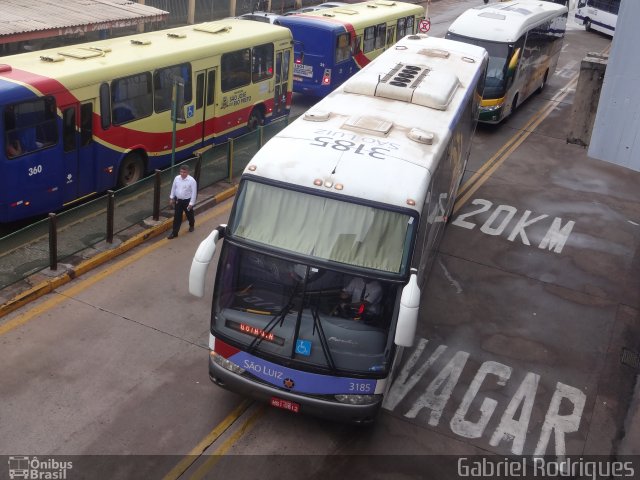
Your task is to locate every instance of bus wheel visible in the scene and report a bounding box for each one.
[247,109,264,131]
[538,70,549,93]
[510,94,519,118]
[118,152,144,187]
[584,19,591,31]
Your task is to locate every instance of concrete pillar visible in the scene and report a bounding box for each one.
[138,0,146,32]
[567,53,608,147]
[188,0,196,24]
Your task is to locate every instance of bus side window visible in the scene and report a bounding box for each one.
[63,107,76,152]
[153,63,193,114]
[80,103,93,147]
[99,83,111,130]
[406,16,415,35]
[196,73,204,110]
[5,97,58,157]
[363,26,375,53]
[397,17,406,38]
[111,72,153,125]
[252,43,274,83]
[206,70,215,107]
[221,49,251,92]
[335,33,350,63]
[386,26,396,47]
[351,35,362,56]
[375,23,386,50]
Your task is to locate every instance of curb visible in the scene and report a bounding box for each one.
[0,184,238,320]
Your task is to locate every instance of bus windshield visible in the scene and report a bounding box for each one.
[446,33,511,99]
[229,180,416,275]
[214,243,397,375]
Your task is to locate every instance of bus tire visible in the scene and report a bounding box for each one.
[584,18,591,31]
[118,152,144,187]
[510,94,519,118]
[247,108,264,131]
[538,70,548,93]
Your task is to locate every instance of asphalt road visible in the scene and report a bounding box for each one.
[1,2,638,479]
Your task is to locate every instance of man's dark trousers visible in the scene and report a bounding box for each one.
[172,198,194,236]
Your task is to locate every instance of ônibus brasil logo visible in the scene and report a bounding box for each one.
[8,456,73,479]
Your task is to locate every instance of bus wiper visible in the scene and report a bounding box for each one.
[310,306,336,372]
[247,280,300,353]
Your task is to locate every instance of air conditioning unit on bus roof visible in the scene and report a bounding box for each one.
[344,62,460,110]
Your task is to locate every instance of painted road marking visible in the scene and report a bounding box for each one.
[451,199,575,254]
[383,339,586,457]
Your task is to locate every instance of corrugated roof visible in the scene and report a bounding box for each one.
[0,0,168,39]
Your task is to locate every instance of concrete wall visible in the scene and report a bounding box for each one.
[567,53,608,147]
[588,0,640,170]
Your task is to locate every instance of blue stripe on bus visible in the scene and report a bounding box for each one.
[228,350,377,395]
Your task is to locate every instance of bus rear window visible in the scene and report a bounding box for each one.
[4,96,57,159]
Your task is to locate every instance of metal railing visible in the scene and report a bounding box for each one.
[0,116,291,291]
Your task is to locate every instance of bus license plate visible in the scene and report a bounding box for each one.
[270,397,300,413]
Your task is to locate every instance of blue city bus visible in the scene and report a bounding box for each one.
[275,0,423,97]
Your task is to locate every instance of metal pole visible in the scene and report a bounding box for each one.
[48,213,57,271]
[106,190,115,244]
[194,155,202,186]
[153,169,161,221]
[170,82,178,174]
[227,137,234,183]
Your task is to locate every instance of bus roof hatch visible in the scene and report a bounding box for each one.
[344,62,460,110]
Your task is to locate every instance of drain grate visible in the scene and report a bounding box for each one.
[621,348,640,370]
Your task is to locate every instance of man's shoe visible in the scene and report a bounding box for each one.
[167,233,177,239]
[189,226,194,232]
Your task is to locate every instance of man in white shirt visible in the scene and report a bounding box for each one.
[167,164,197,239]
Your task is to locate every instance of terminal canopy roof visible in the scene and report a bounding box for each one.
[0,0,168,45]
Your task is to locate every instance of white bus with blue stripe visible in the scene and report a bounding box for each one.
[575,0,618,36]
[189,34,488,424]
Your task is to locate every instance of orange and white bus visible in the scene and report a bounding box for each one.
[0,19,293,222]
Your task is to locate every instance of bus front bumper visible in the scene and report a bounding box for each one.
[209,356,383,425]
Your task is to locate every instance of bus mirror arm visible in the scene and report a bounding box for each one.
[188,224,226,298]
[394,271,421,347]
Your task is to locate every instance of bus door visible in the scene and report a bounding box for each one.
[273,49,291,115]
[60,102,95,203]
[194,68,217,145]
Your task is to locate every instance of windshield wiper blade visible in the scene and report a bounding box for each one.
[310,306,336,371]
[247,280,300,353]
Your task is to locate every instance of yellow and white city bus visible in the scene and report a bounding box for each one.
[446,0,567,123]
[0,19,293,222]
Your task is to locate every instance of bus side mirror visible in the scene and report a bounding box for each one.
[394,272,421,347]
[507,48,520,75]
[189,225,226,298]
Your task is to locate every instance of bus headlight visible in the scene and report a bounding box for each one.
[479,104,502,113]
[210,351,245,375]
[334,394,381,405]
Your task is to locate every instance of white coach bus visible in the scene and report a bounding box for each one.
[575,0,618,37]
[189,34,488,424]
[446,0,567,123]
